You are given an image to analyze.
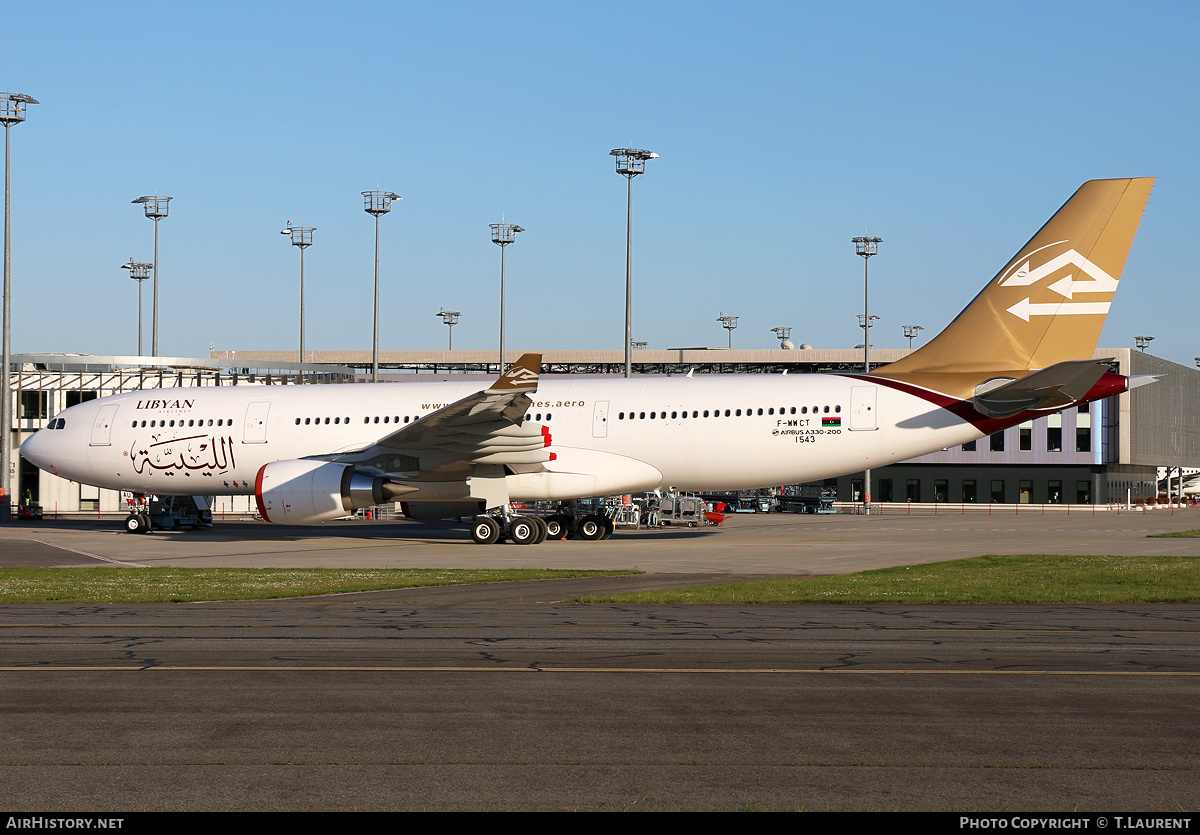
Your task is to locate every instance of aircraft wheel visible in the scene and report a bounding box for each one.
[508,516,539,546]
[531,516,549,544]
[599,517,615,539]
[124,513,146,534]
[544,514,569,540]
[577,515,606,541]
[470,517,501,545]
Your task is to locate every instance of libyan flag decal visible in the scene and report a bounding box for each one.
[822,417,842,427]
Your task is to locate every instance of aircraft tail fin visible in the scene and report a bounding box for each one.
[875,178,1154,398]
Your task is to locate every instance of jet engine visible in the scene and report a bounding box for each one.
[254,460,413,524]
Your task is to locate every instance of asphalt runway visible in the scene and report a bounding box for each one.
[0,511,1198,811]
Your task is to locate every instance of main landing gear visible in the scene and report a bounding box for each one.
[469,502,614,545]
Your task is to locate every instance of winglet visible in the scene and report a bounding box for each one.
[490,353,541,392]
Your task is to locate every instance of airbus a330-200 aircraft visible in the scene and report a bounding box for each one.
[21,178,1156,544]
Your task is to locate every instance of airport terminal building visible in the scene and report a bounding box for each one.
[3,346,1196,514]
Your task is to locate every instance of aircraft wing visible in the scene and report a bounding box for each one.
[328,353,551,477]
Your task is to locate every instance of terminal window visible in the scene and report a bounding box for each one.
[1076,427,1091,453]
[1047,427,1062,452]
[1019,422,1033,451]
[878,479,893,502]
[19,391,49,420]
[1047,414,1062,452]
[65,390,98,408]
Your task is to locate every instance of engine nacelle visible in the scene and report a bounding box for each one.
[254,460,397,524]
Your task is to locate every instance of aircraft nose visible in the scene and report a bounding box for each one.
[21,409,98,484]
[20,428,51,470]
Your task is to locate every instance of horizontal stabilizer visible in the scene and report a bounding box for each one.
[972,358,1114,417]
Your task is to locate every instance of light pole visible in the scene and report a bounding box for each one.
[490,221,523,370]
[903,324,924,349]
[362,189,400,383]
[631,340,648,350]
[1,92,36,514]
[717,313,738,348]
[771,326,792,347]
[281,223,315,363]
[852,235,882,509]
[436,307,460,350]
[120,259,152,355]
[1135,335,1155,352]
[610,147,659,378]
[131,195,171,356]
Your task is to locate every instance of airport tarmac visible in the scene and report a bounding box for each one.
[1,511,1198,811]
[3,508,1200,580]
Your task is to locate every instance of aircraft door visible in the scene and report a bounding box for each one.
[592,400,610,438]
[849,386,878,431]
[89,404,120,446]
[243,402,271,444]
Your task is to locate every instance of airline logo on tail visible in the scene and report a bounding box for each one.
[1000,241,1121,322]
[490,353,542,391]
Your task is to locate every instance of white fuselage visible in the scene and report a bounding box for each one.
[21,375,983,500]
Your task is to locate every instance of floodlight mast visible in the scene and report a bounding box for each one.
[281,223,315,363]
[363,190,401,383]
[490,222,523,370]
[120,259,153,355]
[436,307,460,350]
[852,234,882,510]
[717,313,738,348]
[1,92,37,512]
[902,324,924,349]
[1135,335,1155,352]
[131,195,171,356]
[610,147,658,378]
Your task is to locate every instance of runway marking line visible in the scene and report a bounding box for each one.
[1,666,1197,675]
[28,540,148,568]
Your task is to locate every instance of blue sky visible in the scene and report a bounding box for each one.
[3,1,1197,363]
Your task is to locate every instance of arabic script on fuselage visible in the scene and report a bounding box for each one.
[128,434,236,477]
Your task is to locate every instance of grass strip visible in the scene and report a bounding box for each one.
[1149,529,1200,538]
[0,567,641,604]
[576,555,1200,604]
